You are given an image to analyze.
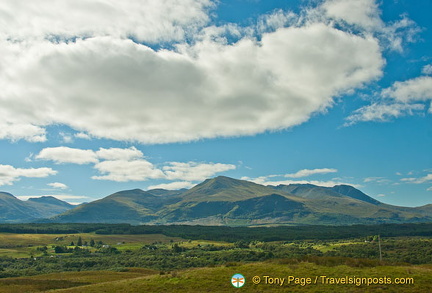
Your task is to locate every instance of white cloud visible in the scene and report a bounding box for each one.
[0,0,213,43]
[319,0,419,52]
[163,162,236,181]
[59,132,73,143]
[345,103,424,124]
[17,194,89,204]
[243,174,359,188]
[364,177,391,184]
[284,168,337,178]
[377,194,386,197]
[96,147,143,161]
[382,76,432,102]
[0,1,384,144]
[47,182,68,189]
[321,0,383,30]
[36,147,98,164]
[0,164,57,186]
[92,159,165,182]
[347,71,432,124]
[401,174,432,184]
[423,64,432,75]
[257,9,297,33]
[36,146,236,183]
[148,181,195,190]
[427,187,432,191]
[0,123,46,143]
[74,132,91,140]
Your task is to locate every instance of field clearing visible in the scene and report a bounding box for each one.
[0,233,184,257]
[311,240,367,253]
[0,262,430,293]
[180,239,232,248]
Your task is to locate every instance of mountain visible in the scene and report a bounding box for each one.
[48,176,432,226]
[50,189,182,224]
[0,192,74,223]
[331,185,382,205]
[179,176,283,202]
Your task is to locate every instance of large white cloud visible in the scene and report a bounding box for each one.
[36,146,236,183]
[0,0,384,143]
[0,164,57,186]
[0,21,384,143]
[96,147,143,161]
[0,0,213,43]
[92,159,165,182]
[36,147,98,164]
[0,123,46,142]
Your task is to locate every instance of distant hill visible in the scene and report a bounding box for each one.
[50,189,182,224]
[0,192,74,223]
[47,176,432,226]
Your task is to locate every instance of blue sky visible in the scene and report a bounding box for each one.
[0,0,431,207]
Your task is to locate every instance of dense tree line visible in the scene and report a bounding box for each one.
[1,223,432,241]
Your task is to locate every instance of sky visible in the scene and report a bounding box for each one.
[0,0,431,207]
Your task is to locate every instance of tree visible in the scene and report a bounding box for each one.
[77,236,83,246]
[70,241,75,246]
[90,239,95,247]
[55,246,67,253]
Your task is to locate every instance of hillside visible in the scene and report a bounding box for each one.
[0,192,74,223]
[48,176,432,226]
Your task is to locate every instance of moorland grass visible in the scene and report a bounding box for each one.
[0,261,429,293]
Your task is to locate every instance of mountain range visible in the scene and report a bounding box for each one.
[0,192,74,223]
[1,176,432,225]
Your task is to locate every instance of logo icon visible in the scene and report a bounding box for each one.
[231,273,245,288]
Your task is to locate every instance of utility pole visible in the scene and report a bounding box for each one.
[378,235,382,262]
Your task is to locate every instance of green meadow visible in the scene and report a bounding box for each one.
[0,223,431,292]
[0,262,430,293]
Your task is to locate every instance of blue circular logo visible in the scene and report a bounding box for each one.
[231,273,245,288]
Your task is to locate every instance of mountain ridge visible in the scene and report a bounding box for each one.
[0,192,74,223]
[1,176,431,225]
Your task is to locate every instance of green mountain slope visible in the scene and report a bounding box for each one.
[179,176,282,202]
[4,176,432,225]
[0,192,74,223]
[51,189,182,224]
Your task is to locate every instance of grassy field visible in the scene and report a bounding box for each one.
[0,268,156,293]
[0,261,430,293]
[1,229,431,292]
[0,233,184,258]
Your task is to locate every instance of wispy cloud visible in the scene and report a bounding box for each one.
[148,181,195,190]
[401,174,432,184]
[47,182,68,190]
[242,174,359,188]
[364,177,391,184]
[17,194,89,204]
[284,168,338,178]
